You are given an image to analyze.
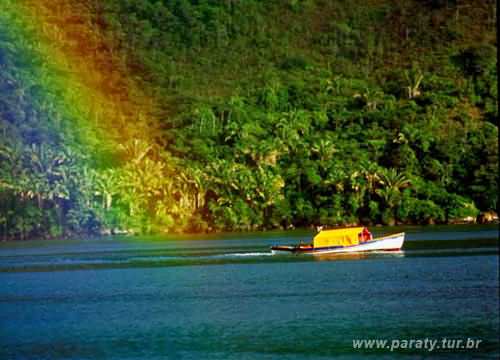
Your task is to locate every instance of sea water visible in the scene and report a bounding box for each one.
[0,225,498,359]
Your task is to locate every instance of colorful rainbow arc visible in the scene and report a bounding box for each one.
[0,0,160,156]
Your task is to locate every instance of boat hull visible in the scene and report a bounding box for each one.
[271,233,405,255]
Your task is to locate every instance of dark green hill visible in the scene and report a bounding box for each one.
[0,0,497,238]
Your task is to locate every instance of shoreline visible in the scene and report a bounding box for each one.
[1,222,498,244]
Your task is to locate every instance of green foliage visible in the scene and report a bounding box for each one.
[0,0,497,239]
[446,195,480,221]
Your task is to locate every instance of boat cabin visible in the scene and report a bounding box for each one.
[313,227,373,249]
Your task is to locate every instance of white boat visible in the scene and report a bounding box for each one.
[271,227,405,255]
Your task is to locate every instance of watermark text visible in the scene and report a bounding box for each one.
[352,337,482,352]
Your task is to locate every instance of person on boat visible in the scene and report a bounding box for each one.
[359,227,373,242]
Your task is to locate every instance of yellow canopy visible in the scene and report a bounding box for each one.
[313,227,363,248]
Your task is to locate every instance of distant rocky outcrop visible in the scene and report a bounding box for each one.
[477,211,499,224]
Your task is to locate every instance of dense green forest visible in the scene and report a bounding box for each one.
[0,0,497,240]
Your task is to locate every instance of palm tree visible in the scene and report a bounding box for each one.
[376,168,411,224]
[311,138,336,163]
[404,69,423,99]
[119,138,152,164]
[194,105,218,137]
[94,169,118,210]
[360,87,384,111]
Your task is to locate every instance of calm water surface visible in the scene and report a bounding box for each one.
[0,225,498,359]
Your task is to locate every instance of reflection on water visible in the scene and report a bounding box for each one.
[313,250,405,262]
[0,225,498,359]
[313,252,371,261]
[0,225,497,273]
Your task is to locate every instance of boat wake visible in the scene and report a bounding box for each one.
[1,240,496,273]
[230,251,274,256]
[212,251,275,258]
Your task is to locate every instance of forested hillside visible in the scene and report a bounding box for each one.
[0,0,497,239]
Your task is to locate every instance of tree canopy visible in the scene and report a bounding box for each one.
[0,0,497,240]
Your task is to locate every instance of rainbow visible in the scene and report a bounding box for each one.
[0,0,159,157]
